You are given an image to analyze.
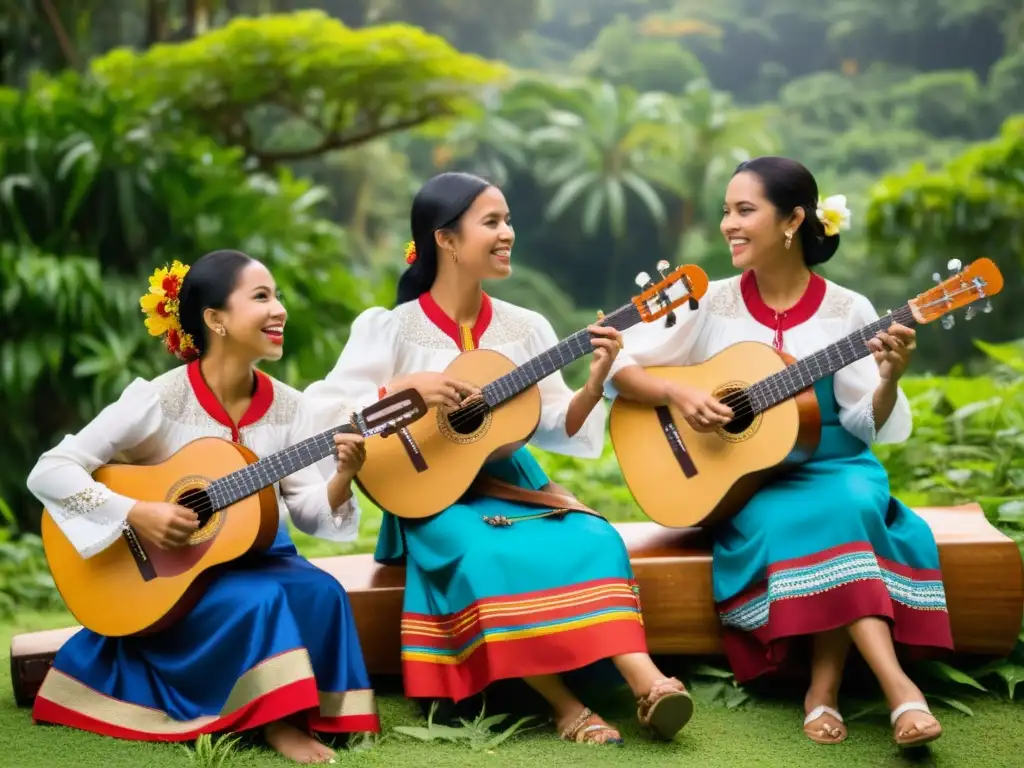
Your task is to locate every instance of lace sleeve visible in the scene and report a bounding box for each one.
[26,378,165,558]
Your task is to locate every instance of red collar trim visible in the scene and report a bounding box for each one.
[186,360,274,442]
[740,270,827,350]
[417,291,493,351]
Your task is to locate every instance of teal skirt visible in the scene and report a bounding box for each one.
[374,448,648,701]
[713,377,954,681]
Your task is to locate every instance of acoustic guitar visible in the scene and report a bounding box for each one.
[356,262,710,519]
[609,258,1004,529]
[40,388,427,637]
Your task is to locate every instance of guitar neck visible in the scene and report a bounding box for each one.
[206,423,359,510]
[481,302,644,408]
[748,303,917,413]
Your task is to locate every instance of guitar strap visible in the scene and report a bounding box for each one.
[467,474,604,526]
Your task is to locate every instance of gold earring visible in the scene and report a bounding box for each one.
[784,230,794,249]
[451,249,458,264]
[217,327,226,336]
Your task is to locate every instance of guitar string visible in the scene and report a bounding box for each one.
[158,432,358,520]
[691,305,918,424]
[713,286,986,423]
[162,292,978,519]
[447,302,918,431]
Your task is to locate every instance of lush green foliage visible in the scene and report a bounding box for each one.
[1,2,1021,712]
[90,11,509,167]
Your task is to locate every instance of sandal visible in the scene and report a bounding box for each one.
[559,707,624,745]
[803,705,847,745]
[891,701,942,748]
[637,677,694,740]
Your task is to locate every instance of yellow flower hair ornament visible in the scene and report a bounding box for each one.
[816,194,852,237]
[404,240,418,265]
[139,260,199,361]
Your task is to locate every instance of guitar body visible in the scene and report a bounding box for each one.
[610,341,822,529]
[41,437,280,638]
[356,349,542,519]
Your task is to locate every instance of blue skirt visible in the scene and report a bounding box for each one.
[713,377,954,681]
[33,526,379,741]
[375,448,648,702]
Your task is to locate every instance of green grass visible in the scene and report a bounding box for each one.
[4,495,1022,766]
[3,609,1022,768]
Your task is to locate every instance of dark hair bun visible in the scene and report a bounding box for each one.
[733,156,843,267]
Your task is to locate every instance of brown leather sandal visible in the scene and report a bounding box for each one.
[559,707,624,745]
[637,677,694,740]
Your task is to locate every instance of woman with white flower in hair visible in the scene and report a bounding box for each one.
[607,157,952,749]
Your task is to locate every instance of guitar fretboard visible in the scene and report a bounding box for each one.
[205,424,358,511]
[482,302,644,407]
[746,304,917,414]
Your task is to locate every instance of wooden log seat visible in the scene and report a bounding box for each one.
[10,503,1023,707]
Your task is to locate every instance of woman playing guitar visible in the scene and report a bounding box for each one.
[607,157,952,748]
[27,250,376,763]
[302,172,693,745]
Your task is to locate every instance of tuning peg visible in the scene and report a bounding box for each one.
[635,271,651,288]
[983,300,993,313]
[932,272,942,283]
[947,258,962,272]
[656,260,671,278]
[941,314,955,330]
[596,310,605,321]
[965,306,976,321]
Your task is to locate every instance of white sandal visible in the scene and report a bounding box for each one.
[890,701,942,747]
[803,705,846,744]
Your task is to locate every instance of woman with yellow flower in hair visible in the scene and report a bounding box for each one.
[26,250,378,764]
[607,157,952,749]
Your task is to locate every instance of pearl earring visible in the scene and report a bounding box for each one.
[784,230,794,249]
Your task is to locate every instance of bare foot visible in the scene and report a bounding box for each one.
[264,721,336,764]
[557,706,623,745]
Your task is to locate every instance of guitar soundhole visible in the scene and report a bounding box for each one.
[718,389,756,436]
[448,403,488,435]
[177,487,215,527]
[437,401,493,444]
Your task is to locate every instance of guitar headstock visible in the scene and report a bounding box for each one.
[356,389,428,437]
[631,261,709,324]
[910,258,1003,328]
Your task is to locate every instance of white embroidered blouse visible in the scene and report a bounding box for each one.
[26,361,360,559]
[302,291,606,467]
[607,271,913,445]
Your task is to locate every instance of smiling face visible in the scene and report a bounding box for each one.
[721,171,804,270]
[436,186,515,281]
[205,260,288,363]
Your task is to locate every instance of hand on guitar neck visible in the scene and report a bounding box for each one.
[386,371,481,410]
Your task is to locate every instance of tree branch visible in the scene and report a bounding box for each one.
[250,113,445,166]
[38,0,81,71]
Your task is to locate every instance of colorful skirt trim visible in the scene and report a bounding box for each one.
[32,530,380,740]
[402,577,646,700]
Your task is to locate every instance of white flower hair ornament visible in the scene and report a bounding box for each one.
[816,194,851,237]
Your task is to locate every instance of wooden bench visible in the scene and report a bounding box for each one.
[10,503,1023,707]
